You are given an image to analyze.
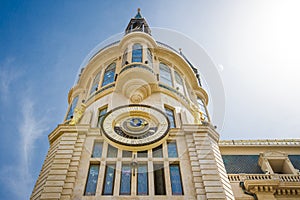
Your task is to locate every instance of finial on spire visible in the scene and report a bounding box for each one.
[135,8,142,19]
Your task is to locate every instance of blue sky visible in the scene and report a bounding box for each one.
[1,1,300,199]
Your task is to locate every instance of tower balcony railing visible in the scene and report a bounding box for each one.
[228,173,300,183]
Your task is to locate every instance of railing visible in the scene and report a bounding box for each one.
[220,139,300,146]
[279,174,300,182]
[119,64,155,75]
[228,174,300,183]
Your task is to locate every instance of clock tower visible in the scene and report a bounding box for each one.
[31,9,234,200]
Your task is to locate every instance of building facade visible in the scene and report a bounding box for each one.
[31,10,300,200]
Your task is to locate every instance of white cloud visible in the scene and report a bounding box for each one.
[0,58,22,102]
[0,97,48,199]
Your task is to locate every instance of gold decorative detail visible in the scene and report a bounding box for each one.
[69,103,86,125]
[192,109,205,124]
[67,88,73,104]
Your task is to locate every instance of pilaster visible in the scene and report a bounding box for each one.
[183,124,234,200]
[30,125,89,200]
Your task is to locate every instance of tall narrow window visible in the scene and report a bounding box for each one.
[101,62,116,87]
[153,164,166,195]
[137,165,148,195]
[66,96,79,121]
[167,141,178,158]
[97,106,107,127]
[152,145,163,158]
[90,71,101,94]
[107,144,118,158]
[165,106,175,128]
[174,71,185,94]
[197,97,208,121]
[120,164,131,195]
[102,164,116,195]
[132,43,143,62]
[84,164,99,196]
[147,48,153,67]
[122,48,128,66]
[159,63,173,86]
[169,164,183,195]
[92,142,103,158]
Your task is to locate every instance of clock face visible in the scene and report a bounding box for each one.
[101,105,170,146]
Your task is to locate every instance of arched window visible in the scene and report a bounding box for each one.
[165,106,175,128]
[174,71,185,94]
[101,62,116,87]
[122,48,128,67]
[159,63,173,86]
[197,97,208,121]
[90,71,101,94]
[147,48,153,67]
[132,43,143,63]
[66,96,79,120]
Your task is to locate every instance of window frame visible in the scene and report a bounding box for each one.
[89,71,101,95]
[197,97,208,121]
[66,95,79,121]
[84,164,100,196]
[97,106,108,128]
[159,62,173,87]
[169,163,184,195]
[101,62,116,87]
[119,163,132,195]
[102,163,116,195]
[131,43,143,63]
[164,105,176,128]
[91,141,103,158]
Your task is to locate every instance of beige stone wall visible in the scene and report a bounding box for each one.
[31,125,88,200]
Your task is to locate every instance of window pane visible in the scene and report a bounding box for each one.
[159,63,173,86]
[101,63,116,87]
[122,150,132,158]
[152,145,163,158]
[120,164,131,195]
[174,71,185,94]
[167,142,178,158]
[132,43,143,63]
[90,72,101,94]
[97,107,107,127]
[169,164,183,195]
[66,96,79,120]
[107,144,118,158]
[137,165,148,195]
[147,48,153,68]
[165,107,175,128]
[102,164,116,195]
[153,164,166,195]
[137,150,147,158]
[197,98,208,120]
[92,142,103,158]
[84,164,99,196]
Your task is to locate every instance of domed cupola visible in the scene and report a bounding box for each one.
[125,8,151,35]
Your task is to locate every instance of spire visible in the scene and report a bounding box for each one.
[125,8,151,35]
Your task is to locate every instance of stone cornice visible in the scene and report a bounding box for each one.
[181,123,220,142]
[48,124,92,144]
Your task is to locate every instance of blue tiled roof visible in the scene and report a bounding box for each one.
[222,155,264,174]
[289,155,300,170]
